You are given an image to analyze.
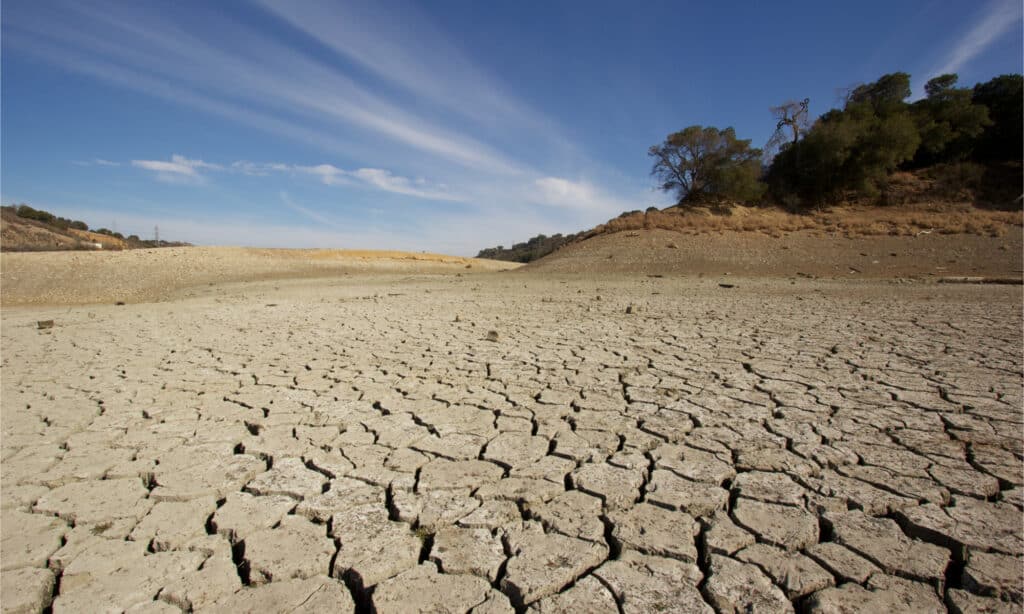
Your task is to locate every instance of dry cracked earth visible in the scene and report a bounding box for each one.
[1,275,1022,613]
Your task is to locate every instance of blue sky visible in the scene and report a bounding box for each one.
[2,0,1021,254]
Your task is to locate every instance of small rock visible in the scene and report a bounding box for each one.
[37,320,54,330]
[485,330,499,342]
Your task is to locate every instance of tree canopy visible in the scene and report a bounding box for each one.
[649,126,764,205]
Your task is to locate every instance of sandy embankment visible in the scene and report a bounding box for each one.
[0,247,520,306]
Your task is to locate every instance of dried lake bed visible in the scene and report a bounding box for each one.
[2,271,1021,612]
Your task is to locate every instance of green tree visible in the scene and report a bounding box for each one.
[767,73,920,205]
[971,74,1023,161]
[910,74,990,165]
[649,126,765,205]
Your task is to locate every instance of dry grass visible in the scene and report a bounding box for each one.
[587,203,1023,240]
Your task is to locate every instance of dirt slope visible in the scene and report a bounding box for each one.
[524,227,1023,279]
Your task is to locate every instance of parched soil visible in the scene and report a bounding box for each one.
[1,262,1021,612]
[527,227,1024,278]
[0,246,519,306]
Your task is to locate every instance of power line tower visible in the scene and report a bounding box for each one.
[154,225,160,243]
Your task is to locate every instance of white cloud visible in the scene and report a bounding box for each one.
[927,0,1023,83]
[131,154,222,183]
[296,164,350,186]
[73,158,121,167]
[129,153,463,201]
[532,177,624,213]
[350,168,460,201]
[280,191,340,228]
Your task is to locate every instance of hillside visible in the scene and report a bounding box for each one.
[515,197,1023,278]
[0,205,188,251]
[522,225,1022,278]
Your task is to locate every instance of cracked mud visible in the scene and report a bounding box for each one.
[1,275,1021,613]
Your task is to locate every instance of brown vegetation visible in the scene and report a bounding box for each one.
[586,202,1021,241]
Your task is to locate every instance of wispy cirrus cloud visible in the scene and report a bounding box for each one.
[73,158,121,167]
[129,154,465,201]
[926,0,1022,82]
[131,155,222,184]
[533,177,626,214]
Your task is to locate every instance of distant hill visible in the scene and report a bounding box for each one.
[1,205,190,252]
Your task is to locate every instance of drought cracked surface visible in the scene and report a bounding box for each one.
[2,274,1022,613]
